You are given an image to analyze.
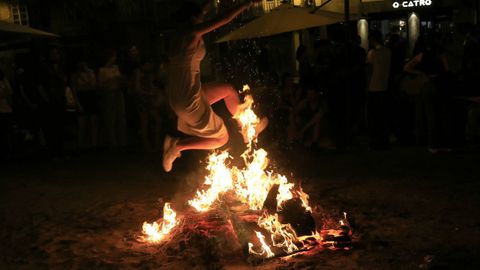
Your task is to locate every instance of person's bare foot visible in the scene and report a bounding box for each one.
[162,135,181,172]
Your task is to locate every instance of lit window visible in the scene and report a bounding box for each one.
[9,1,29,26]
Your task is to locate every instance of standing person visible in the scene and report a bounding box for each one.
[348,35,367,141]
[292,85,328,148]
[404,34,451,153]
[277,73,303,144]
[296,44,312,92]
[98,49,126,149]
[135,59,163,152]
[162,0,267,172]
[11,65,40,152]
[366,31,391,150]
[122,45,142,145]
[463,27,480,143]
[38,48,68,159]
[71,61,98,148]
[387,34,413,144]
[0,68,14,159]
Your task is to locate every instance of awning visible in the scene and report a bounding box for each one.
[216,4,345,43]
[0,20,59,37]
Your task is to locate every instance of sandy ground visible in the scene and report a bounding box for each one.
[1,145,479,270]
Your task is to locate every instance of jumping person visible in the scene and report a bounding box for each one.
[163,0,267,172]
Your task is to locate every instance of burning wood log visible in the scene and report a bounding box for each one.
[278,198,316,237]
[261,184,279,214]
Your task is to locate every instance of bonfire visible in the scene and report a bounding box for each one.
[139,85,352,261]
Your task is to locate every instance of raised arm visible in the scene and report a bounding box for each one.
[192,0,259,37]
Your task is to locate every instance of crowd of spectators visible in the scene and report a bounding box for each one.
[1,25,480,161]
[262,26,480,153]
[0,45,171,161]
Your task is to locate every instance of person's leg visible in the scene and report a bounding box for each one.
[367,92,377,148]
[202,82,268,142]
[90,115,98,148]
[423,81,440,150]
[177,135,228,151]
[368,92,387,149]
[202,82,240,115]
[312,116,322,143]
[163,133,229,172]
[378,92,390,148]
[103,92,117,148]
[48,106,65,158]
[150,109,162,150]
[164,82,268,172]
[117,92,127,147]
[0,113,12,159]
[78,115,86,148]
[139,111,151,151]
[415,95,426,145]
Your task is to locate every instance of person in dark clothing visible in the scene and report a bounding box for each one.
[313,39,334,94]
[296,44,312,92]
[293,85,330,148]
[348,35,367,141]
[404,34,452,153]
[11,65,43,153]
[366,31,391,150]
[38,48,68,158]
[326,39,350,148]
[121,45,142,146]
[463,27,480,143]
[388,33,414,144]
[277,73,303,144]
[0,68,14,159]
[257,43,270,77]
[463,27,480,97]
[71,61,99,148]
[388,34,407,81]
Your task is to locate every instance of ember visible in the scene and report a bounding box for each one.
[139,85,353,259]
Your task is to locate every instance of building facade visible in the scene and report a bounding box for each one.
[0,0,29,25]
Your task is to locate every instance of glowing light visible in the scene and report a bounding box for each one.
[140,85,322,257]
[249,231,275,258]
[188,151,233,212]
[257,213,299,254]
[392,0,432,9]
[141,203,178,243]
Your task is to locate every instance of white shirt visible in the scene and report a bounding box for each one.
[366,45,391,92]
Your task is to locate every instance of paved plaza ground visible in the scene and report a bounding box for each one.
[1,144,479,269]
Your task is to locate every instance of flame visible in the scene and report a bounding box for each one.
[276,175,294,211]
[233,85,260,148]
[140,202,178,243]
[339,212,349,227]
[296,187,312,213]
[257,213,299,254]
[140,85,328,256]
[186,86,317,257]
[249,231,275,258]
[188,151,233,212]
[235,149,276,210]
[297,230,321,242]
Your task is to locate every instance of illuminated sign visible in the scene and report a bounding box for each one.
[392,0,432,9]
